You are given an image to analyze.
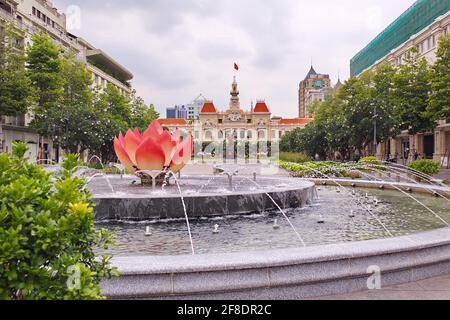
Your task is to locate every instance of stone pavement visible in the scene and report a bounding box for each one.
[434,169,450,181]
[317,274,450,300]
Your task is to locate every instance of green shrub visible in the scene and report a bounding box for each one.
[343,170,362,180]
[408,159,441,175]
[0,142,117,300]
[279,161,347,178]
[359,156,381,165]
[279,152,311,163]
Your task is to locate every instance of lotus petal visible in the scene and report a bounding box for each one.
[170,134,193,173]
[133,128,143,140]
[156,130,177,167]
[114,137,135,172]
[172,128,181,143]
[135,137,166,171]
[123,129,141,165]
[143,120,163,141]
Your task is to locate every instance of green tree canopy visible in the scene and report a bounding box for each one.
[428,34,450,121]
[26,32,64,108]
[391,48,434,134]
[0,23,35,118]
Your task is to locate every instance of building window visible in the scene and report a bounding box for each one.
[32,7,36,15]
[247,130,252,139]
[258,130,266,140]
[205,131,212,140]
[271,130,276,139]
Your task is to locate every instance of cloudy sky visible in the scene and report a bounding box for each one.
[53,0,416,118]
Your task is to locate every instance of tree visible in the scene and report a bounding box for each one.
[0,24,35,146]
[428,34,450,121]
[391,48,434,134]
[56,52,96,153]
[30,51,96,154]
[26,33,64,108]
[130,92,159,132]
[92,84,132,162]
[0,143,116,300]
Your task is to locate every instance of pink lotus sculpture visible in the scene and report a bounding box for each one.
[113,120,193,181]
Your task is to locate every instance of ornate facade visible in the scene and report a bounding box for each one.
[158,77,313,144]
[298,66,332,118]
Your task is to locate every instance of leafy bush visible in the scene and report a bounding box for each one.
[343,170,362,180]
[408,159,441,175]
[279,152,311,163]
[0,143,116,300]
[279,161,347,178]
[359,156,381,165]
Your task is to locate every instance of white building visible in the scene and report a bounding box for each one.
[0,0,133,162]
[350,0,450,166]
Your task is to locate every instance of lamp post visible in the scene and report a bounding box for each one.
[372,103,378,158]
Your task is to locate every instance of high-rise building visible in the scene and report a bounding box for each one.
[350,0,450,165]
[166,105,188,119]
[350,0,450,76]
[0,0,133,162]
[186,94,207,120]
[298,66,331,118]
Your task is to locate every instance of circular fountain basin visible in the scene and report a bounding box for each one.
[97,181,450,299]
[90,175,317,221]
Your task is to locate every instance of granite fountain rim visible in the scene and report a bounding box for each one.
[110,227,450,276]
[91,175,316,199]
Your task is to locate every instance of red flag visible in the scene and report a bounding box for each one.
[234,63,239,71]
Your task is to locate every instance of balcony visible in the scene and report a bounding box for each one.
[1,115,26,127]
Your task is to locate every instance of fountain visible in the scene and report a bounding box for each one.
[90,121,450,299]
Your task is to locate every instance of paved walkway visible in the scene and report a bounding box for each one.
[318,274,450,300]
[435,169,450,181]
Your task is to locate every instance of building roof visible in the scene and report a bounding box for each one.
[305,65,318,79]
[157,119,188,126]
[350,0,450,76]
[253,101,270,113]
[86,49,133,81]
[279,118,313,125]
[200,101,217,113]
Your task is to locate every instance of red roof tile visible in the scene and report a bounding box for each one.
[279,118,313,125]
[158,119,188,125]
[200,102,217,113]
[253,101,270,113]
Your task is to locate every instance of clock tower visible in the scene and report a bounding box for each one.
[229,76,240,110]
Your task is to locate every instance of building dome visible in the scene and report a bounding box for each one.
[200,101,217,113]
[253,101,270,113]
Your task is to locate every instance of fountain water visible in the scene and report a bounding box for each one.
[346,165,450,227]
[241,176,307,247]
[290,163,395,237]
[167,170,196,255]
[112,163,126,179]
[135,170,166,191]
[87,155,105,169]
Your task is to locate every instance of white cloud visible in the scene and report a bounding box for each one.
[55,0,417,117]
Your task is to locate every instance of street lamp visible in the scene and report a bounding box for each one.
[372,103,378,158]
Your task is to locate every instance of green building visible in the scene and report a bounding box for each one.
[350,0,450,76]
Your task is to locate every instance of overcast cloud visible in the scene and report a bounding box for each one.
[53,0,416,117]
